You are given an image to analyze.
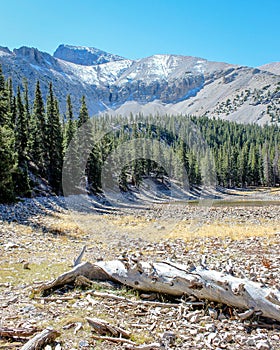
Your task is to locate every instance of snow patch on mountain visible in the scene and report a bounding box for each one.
[0,44,279,124]
[57,58,134,85]
[54,44,125,66]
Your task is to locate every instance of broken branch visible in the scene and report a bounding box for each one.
[20,328,60,350]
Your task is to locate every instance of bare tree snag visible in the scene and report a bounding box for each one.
[73,245,86,267]
[20,328,60,350]
[35,260,280,322]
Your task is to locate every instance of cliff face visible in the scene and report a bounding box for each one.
[0,44,279,124]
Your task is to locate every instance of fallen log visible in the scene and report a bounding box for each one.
[20,328,60,350]
[35,260,280,322]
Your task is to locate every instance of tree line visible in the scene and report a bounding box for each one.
[0,66,279,203]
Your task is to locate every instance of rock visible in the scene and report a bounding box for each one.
[161,331,176,346]
[256,340,271,350]
[246,338,256,346]
[190,329,198,336]
[189,314,200,323]
[236,334,247,345]
[205,323,216,332]
[4,242,19,250]
[208,308,218,319]
[206,332,219,345]
[79,340,89,348]
[23,261,30,269]
[222,332,233,342]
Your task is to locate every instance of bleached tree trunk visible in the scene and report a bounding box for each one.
[36,260,280,322]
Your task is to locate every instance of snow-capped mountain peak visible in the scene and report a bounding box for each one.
[53,44,125,66]
[0,44,279,124]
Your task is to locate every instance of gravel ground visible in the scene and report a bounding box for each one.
[0,194,280,349]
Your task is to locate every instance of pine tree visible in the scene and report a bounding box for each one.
[6,78,16,127]
[263,141,272,186]
[0,125,16,202]
[64,94,76,150]
[248,144,261,186]
[0,66,16,202]
[0,65,10,126]
[46,82,63,193]
[77,96,93,191]
[272,143,279,186]
[29,80,47,174]
[77,95,90,127]
[13,86,30,197]
[237,143,249,187]
[0,65,4,90]
[15,86,27,163]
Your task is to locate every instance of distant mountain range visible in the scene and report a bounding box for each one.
[0,44,279,124]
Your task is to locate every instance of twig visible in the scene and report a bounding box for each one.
[34,296,77,302]
[235,308,255,321]
[124,343,163,350]
[91,291,178,308]
[91,334,136,345]
[0,343,23,349]
[249,322,280,330]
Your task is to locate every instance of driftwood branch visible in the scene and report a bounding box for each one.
[86,317,131,338]
[0,327,39,338]
[35,259,280,322]
[20,328,60,350]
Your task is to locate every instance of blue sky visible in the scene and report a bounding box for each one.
[1,0,279,67]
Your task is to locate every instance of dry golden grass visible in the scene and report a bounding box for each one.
[168,221,279,240]
[227,187,280,196]
[47,209,280,242]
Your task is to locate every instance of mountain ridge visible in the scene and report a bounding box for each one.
[53,44,125,66]
[0,44,279,124]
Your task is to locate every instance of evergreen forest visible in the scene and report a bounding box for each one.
[0,65,279,204]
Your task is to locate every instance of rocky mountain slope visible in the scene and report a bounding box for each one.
[259,62,280,76]
[0,44,279,124]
